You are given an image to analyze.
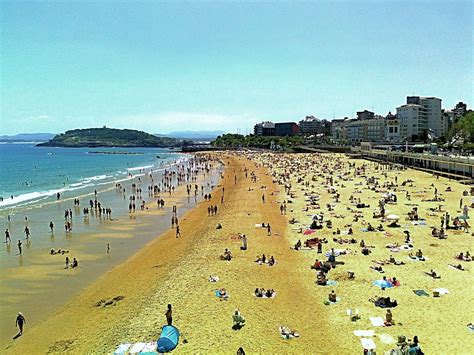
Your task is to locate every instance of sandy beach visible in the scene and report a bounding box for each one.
[4,152,473,354]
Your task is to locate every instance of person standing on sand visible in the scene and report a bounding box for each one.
[5,229,11,243]
[65,256,69,269]
[267,224,271,236]
[262,194,265,203]
[15,312,26,336]
[176,225,181,238]
[49,221,54,233]
[165,304,172,325]
[24,226,30,239]
[107,243,110,253]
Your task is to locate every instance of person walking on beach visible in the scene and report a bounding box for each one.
[176,225,181,238]
[262,194,265,203]
[17,240,22,255]
[49,221,54,233]
[107,243,110,253]
[267,224,271,236]
[65,256,69,269]
[24,226,30,239]
[171,216,175,229]
[165,304,172,326]
[5,229,11,243]
[15,312,26,337]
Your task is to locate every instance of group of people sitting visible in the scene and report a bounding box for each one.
[366,223,384,232]
[455,251,471,261]
[254,254,275,266]
[220,249,233,261]
[431,227,448,239]
[254,288,276,298]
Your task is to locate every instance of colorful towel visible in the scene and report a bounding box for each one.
[433,288,449,295]
[413,289,429,297]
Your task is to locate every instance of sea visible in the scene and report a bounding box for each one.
[0,143,220,346]
[0,143,184,212]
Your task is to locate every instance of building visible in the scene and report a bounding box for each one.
[345,117,385,143]
[253,121,275,136]
[356,110,375,120]
[330,118,349,141]
[385,112,401,142]
[396,104,427,141]
[406,96,443,137]
[275,122,299,136]
[299,116,324,135]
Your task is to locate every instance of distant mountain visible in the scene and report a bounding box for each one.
[164,130,226,139]
[37,128,182,148]
[0,133,55,142]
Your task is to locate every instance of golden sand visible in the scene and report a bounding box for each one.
[4,153,473,354]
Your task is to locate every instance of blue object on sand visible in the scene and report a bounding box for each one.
[373,280,394,289]
[157,325,180,353]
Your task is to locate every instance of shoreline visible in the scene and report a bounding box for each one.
[0,154,222,348]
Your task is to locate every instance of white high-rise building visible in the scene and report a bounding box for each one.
[396,104,427,140]
[406,96,443,137]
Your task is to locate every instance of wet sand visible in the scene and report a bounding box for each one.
[4,152,473,354]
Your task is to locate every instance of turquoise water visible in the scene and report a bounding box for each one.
[0,144,184,214]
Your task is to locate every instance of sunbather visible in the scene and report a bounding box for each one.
[220,249,233,261]
[279,325,299,339]
[328,290,337,302]
[311,259,322,270]
[232,309,245,329]
[425,269,441,279]
[449,263,464,271]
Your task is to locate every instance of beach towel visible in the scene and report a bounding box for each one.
[354,330,375,337]
[114,344,131,354]
[208,276,219,282]
[433,288,449,295]
[140,341,157,354]
[290,246,314,251]
[361,338,376,350]
[129,342,147,354]
[325,250,341,257]
[379,334,396,344]
[369,317,385,327]
[413,289,429,297]
[320,280,337,286]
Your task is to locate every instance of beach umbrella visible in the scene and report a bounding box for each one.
[325,250,341,257]
[386,214,400,220]
[303,229,316,235]
[157,325,180,353]
[372,280,394,289]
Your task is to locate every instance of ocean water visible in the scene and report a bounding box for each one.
[0,144,184,214]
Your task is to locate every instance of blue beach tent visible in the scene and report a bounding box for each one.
[157,325,180,353]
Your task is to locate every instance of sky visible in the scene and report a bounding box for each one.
[1,1,472,135]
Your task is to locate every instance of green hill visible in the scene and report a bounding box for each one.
[37,128,182,148]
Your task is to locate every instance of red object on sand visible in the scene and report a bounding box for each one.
[304,229,316,235]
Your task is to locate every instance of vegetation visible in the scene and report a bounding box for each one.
[37,127,182,148]
[448,112,474,144]
[211,134,303,150]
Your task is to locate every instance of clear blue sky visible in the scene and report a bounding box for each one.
[1,1,472,135]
